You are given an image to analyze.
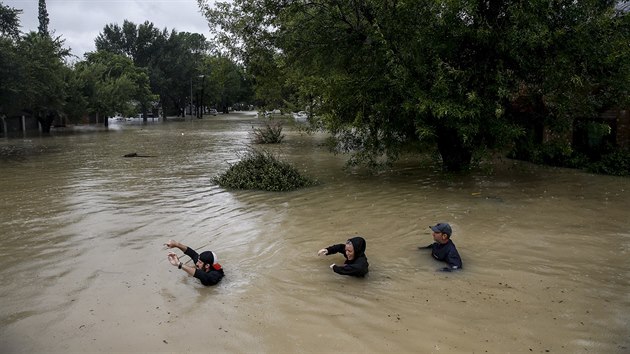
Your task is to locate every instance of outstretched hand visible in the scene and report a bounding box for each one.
[317,248,328,256]
[164,240,178,249]
[167,252,180,266]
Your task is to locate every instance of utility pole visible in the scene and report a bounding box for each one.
[198,75,205,119]
[190,78,193,119]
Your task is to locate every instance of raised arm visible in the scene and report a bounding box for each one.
[165,239,188,253]
[319,244,345,256]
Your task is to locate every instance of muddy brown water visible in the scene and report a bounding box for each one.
[1,112,628,353]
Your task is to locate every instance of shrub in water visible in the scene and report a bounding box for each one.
[213,149,316,191]
[252,120,284,144]
[587,150,630,176]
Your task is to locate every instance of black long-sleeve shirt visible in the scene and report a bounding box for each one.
[425,240,462,270]
[184,247,224,286]
[326,242,369,277]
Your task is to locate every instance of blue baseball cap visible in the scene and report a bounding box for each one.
[430,223,452,237]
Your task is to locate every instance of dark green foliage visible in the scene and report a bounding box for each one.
[95,21,204,117]
[509,142,629,177]
[251,120,284,144]
[201,0,630,172]
[509,140,584,168]
[95,21,253,117]
[2,5,252,132]
[37,0,49,37]
[4,33,70,132]
[213,149,315,191]
[0,3,22,39]
[73,51,155,123]
[587,150,630,176]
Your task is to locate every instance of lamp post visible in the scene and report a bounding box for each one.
[198,74,205,119]
[189,78,193,118]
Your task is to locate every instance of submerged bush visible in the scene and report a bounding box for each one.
[587,150,630,176]
[213,149,316,191]
[251,120,284,144]
[509,141,630,176]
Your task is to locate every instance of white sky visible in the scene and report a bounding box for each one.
[4,0,212,59]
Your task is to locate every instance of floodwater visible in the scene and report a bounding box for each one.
[0,112,628,353]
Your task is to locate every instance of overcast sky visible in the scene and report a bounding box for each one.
[4,0,212,59]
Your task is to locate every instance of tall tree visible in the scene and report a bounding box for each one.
[63,65,89,124]
[149,30,208,117]
[0,3,24,117]
[95,19,255,118]
[37,0,49,37]
[0,3,22,39]
[201,55,251,113]
[95,20,170,120]
[14,32,69,132]
[74,50,155,125]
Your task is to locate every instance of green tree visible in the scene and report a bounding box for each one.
[151,30,208,117]
[200,0,630,171]
[95,20,168,120]
[37,0,49,37]
[14,32,69,133]
[201,55,252,113]
[198,0,289,110]
[0,37,21,115]
[96,21,209,118]
[74,51,155,126]
[0,3,22,39]
[506,1,630,162]
[95,20,253,117]
[0,4,23,117]
[1,3,70,133]
[63,65,89,123]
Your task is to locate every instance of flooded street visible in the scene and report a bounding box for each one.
[1,111,628,353]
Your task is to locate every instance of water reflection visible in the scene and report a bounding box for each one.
[0,112,628,352]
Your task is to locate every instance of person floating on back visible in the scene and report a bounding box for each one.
[420,223,463,272]
[165,239,224,286]
[318,236,369,277]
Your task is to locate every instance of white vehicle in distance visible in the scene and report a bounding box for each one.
[265,109,282,117]
[108,113,125,123]
[293,111,308,122]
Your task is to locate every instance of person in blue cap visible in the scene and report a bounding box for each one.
[419,222,462,271]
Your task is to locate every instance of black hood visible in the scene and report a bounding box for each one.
[348,236,366,258]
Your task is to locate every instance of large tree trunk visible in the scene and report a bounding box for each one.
[37,112,54,134]
[436,125,473,172]
[141,104,148,123]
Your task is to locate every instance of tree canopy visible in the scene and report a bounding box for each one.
[0,3,21,39]
[1,1,70,133]
[37,0,49,37]
[1,4,254,133]
[94,20,252,117]
[73,50,155,122]
[199,0,630,171]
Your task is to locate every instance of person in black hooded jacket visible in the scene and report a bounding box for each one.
[317,236,369,277]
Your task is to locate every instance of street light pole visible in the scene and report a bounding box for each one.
[198,74,205,119]
[190,78,193,119]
